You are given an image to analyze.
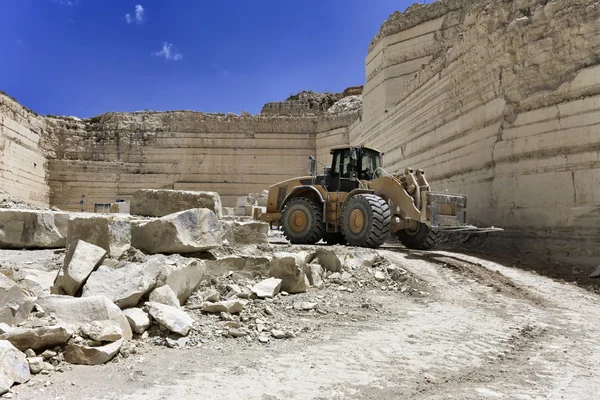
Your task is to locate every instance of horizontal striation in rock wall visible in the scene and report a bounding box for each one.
[0,93,49,206]
[356,0,600,263]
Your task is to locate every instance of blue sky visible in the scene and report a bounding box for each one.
[1,0,415,117]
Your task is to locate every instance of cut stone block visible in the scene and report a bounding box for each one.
[53,240,107,296]
[148,285,180,308]
[221,220,269,245]
[64,339,123,365]
[131,208,222,254]
[251,278,282,298]
[36,295,132,340]
[67,214,134,259]
[130,189,223,219]
[0,210,69,249]
[0,274,36,327]
[122,308,151,334]
[0,325,73,352]
[146,302,194,336]
[0,340,30,394]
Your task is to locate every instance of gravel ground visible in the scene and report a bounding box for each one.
[3,243,600,400]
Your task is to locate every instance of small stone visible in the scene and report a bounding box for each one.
[328,272,341,280]
[257,335,270,344]
[148,286,181,308]
[294,302,317,311]
[251,278,282,298]
[264,306,273,316]
[146,302,194,336]
[198,289,220,303]
[80,320,123,342]
[227,328,249,338]
[41,350,57,359]
[201,300,245,314]
[220,312,234,321]
[374,271,386,282]
[28,357,44,374]
[24,349,35,358]
[122,308,152,335]
[271,329,286,339]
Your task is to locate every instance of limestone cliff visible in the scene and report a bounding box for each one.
[356,0,600,265]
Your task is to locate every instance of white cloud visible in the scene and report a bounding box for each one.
[126,4,144,24]
[152,42,183,61]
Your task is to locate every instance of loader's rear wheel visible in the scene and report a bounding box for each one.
[323,233,347,246]
[341,194,390,248]
[282,197,324,244]
[397,223,439,250]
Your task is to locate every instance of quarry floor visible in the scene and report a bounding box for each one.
[5,244,600,400]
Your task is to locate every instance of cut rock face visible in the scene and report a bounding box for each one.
[53,240,107,296]
[37,295,132,340]
[122,308,151,334]
[131,189,223,219]
[0,210,68,249]
[0,340,30,394]
[64,339,123,365]
[221,220,269,245]
[0,274,36,327]
[268,252,309,294]
[67,214,134,259]
[82,264,159,309]
[131,208,222,254]
[146,302,193,336]
[0,325,73,352]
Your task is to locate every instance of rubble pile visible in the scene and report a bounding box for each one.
[0,189,424,394]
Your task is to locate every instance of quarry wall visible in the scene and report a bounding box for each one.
[0,93,50,207]
[43,110,358,210]
[358,0,600,265]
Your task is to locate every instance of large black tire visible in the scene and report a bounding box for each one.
[396,223,439,250]
[341,194,390,248]
[323,233,347,246]
[281,197,325,244]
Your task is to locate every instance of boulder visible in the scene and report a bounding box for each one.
[131,208,222,254]
[268,252,310,294]
[79,320,123,342]
[201,300,245,314]
[64,339,123,365]
[67,214,134,258]
[146,302,194,336]
[130,189,223,219]
[0,274,36,327]
[221,220,269,245]
[148,286,180,308]
[0,325,73,351]
[251,278,282,298]
[36,295,132,340]
[155,259,205,305]
[82,264,160,309]
[122,308,151,334]
[0,340,30,394]
[53,240,107,296]
[306,262,324,287]
[0,210,68,249]
[306,249,342,273]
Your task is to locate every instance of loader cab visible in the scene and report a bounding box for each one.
[325,146,383,192]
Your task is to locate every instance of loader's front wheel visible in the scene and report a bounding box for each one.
[397,223,439,250]
[342,194,390,248]
[282,197,324,244]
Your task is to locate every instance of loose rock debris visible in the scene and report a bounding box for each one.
[0,191,426,394]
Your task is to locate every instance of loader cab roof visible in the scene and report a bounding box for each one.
[329,145,383,155]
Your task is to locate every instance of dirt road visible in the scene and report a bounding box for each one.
[9,246,600,399]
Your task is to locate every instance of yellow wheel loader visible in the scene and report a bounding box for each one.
[258,146,501,249]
